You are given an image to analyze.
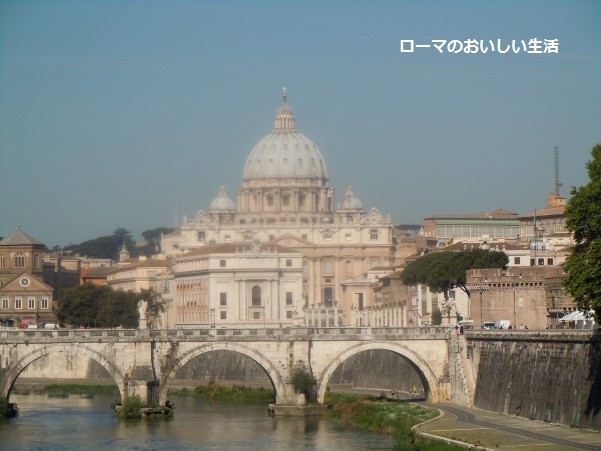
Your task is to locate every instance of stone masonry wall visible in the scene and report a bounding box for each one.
[468,331,601,431]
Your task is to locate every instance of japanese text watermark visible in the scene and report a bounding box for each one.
[400,38,559,54]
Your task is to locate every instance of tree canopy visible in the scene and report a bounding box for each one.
[61,227,174,260]
[563,143,601,319]
[64,228,137,260]
[401,248,508,299]
[56,283,165,328]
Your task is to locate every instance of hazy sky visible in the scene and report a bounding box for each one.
[1,1,600,248]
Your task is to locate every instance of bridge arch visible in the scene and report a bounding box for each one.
[316,341,442,404]
[1,343,127,403]
[159,342,286,404]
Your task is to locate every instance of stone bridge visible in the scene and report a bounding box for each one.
[0,326,453,406]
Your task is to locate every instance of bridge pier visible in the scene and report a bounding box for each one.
[126,380,161,406]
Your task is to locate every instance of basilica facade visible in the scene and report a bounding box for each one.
[162,91,397,327]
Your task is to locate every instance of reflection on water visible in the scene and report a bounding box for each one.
[1,393,393,450]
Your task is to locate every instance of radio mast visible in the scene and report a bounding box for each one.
[554,145,562,195]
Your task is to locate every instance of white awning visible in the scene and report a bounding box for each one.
[558,310,591,322]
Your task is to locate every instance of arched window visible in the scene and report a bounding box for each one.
[34,254,41,268]
[252,285,262,306]
[0,254,4,268]
[14,253,25,268]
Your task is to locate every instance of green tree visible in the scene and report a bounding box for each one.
[140,227,174,256]
[291,368,315,402]
[56,283,138,328]
[64,228,137,260]
[139,288,166,328]
[431,307,443,326]
[563,143,601,320]
[401,249,508,299]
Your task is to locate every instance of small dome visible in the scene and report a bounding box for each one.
[210,186,235,212]
[243,90,328,181]
[337,186,363,211]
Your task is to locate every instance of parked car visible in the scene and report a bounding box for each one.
[482,321,496,330]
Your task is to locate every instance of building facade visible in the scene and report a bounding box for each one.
[0,225,56,327]
[161,91,396,325]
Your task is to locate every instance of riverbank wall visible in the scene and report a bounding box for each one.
[466,330,601,431]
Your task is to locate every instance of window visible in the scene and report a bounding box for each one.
[220,292,227,306]
[370,229,378,240]
[15,298,22,309]
[323,287,333,307]
[282,195,290,207]
[286,259,292,267]
[266,195,274,207]
[514,257,521,265]
[220,311,227,320]
[538,258,545,266]
[1,298,8,309]
[197,231,206,241]
[347,215,353,224]
[41,297,49,309]
[0,254,4,268]
[302,234,308,240]
[547,258,554,265]
[253,311,261,320]
[220,260,226,268]
[356,293,364,310]
[286,311,293,319]
[286,292,293,305]
[530,258,535,266]
[14,253,25,268]
[252,286,261,306]
[28,298,35,309]
[345,233,351,241]
[224,235,231,242]
[324,232,332,240]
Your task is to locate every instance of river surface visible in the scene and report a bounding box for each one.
[0,393,394,450]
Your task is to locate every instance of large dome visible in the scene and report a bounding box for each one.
[243,91,328,181]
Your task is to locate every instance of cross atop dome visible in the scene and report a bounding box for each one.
[274,88,296,131]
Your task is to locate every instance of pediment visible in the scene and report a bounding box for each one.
[1,272,52,293]
[272,233,313,249]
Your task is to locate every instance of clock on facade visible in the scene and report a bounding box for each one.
[19,277,30,287]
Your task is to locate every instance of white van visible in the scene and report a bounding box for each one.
[44,323,60,329]
[494,320,511,330]
[26,324,38,329]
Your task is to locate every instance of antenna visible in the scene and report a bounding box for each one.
[170,196,189,229]
[554,145,562,195]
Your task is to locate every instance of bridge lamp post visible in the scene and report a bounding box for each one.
[210,308,215,328]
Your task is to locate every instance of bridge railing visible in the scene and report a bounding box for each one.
[0,326,451,342]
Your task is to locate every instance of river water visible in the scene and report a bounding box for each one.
[1,393,394,450]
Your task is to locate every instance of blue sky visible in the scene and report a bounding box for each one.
[1,0,600,248]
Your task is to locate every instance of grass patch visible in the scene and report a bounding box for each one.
[42,384,120,395]
[324,392,463,450]
[170,381,274,404]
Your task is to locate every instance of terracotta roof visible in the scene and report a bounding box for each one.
[518,206,565,219]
